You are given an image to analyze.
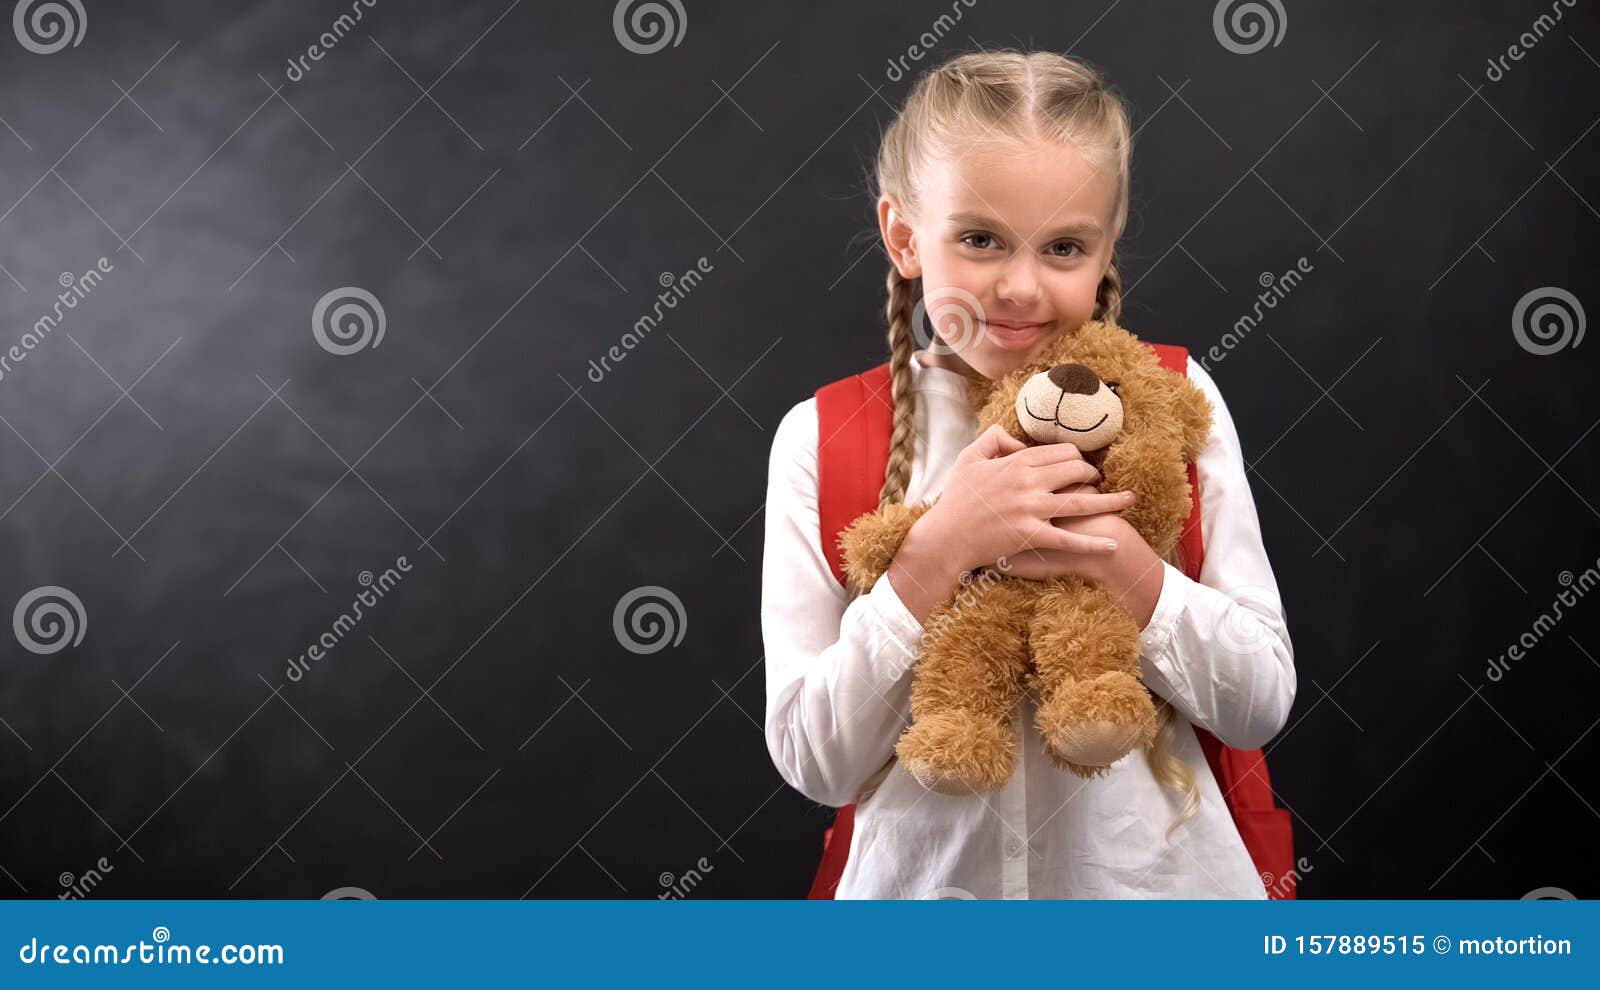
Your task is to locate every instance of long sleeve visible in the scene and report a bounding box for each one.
[1136,357,1298,751]
[761,398,925,808]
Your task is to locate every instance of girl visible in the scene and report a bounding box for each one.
[761,50,1296,899]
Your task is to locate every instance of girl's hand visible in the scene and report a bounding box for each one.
[915,425,1136,574]
[1001,484,1166,631]
[1000,498,1136,583]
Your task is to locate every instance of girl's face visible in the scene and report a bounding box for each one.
[878,138,1119,382]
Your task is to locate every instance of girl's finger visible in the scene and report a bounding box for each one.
[960,424,1023,465]
[979,424,1027,459]
[1033,458,1103,492]
[1044,526,1122,554]
[1014,442,1084,466]
[1047,490,1135,518]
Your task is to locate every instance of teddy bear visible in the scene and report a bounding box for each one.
[839,320,1213,794]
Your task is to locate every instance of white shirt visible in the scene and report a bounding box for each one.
[761,349,1297,899]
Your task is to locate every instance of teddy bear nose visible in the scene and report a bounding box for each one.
[1046,363,1101,395]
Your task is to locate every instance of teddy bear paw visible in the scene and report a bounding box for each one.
[1046,719,1144,770]
[1046,749,1116,781]
[840,502,933,593]
[1036,671,1157,772]
[896,708,1017,796]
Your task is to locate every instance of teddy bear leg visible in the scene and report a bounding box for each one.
[1039,671,1161,780]
[895,575,1034,796]
[1027,578,1158,778]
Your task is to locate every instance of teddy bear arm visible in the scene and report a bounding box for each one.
[838,500,936,594]
[1173,376,1215,462]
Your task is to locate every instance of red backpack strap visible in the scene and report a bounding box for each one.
[1146,343,1207,580]
[805,803,855,900]
[815,363,895,586]
[808,363,895,899]
[1148,342,1296,899]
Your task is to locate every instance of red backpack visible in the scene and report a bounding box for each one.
[805,343,1296,899]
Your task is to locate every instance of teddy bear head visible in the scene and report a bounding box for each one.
[1013,360,1126,451]
[963,320,1214,558]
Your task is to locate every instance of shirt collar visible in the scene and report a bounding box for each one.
[910,349,980,402]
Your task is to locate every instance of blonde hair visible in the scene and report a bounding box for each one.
[871,49,1200,840]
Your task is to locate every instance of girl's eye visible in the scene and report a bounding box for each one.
[961,232,997,250]
[1048,240,1083,258]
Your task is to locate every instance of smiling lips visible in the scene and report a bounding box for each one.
[984,320,1050,351]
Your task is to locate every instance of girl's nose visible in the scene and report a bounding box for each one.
[994,253,1041,306]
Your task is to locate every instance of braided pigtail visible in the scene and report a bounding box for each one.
[1095,248,1124,324]
[842,266,921,610]
[879,266,921,509]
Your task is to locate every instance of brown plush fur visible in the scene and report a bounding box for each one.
[839,321,1212,792]
[838,501,933,595]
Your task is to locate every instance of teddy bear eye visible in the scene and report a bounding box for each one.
[1105,380,1120,394]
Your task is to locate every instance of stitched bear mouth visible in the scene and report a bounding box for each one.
[1021,394,1109,433]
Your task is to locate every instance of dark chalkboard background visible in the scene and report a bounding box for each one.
[0,0,1597,899]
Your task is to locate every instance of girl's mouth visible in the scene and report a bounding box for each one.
[984,320,1050,351]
